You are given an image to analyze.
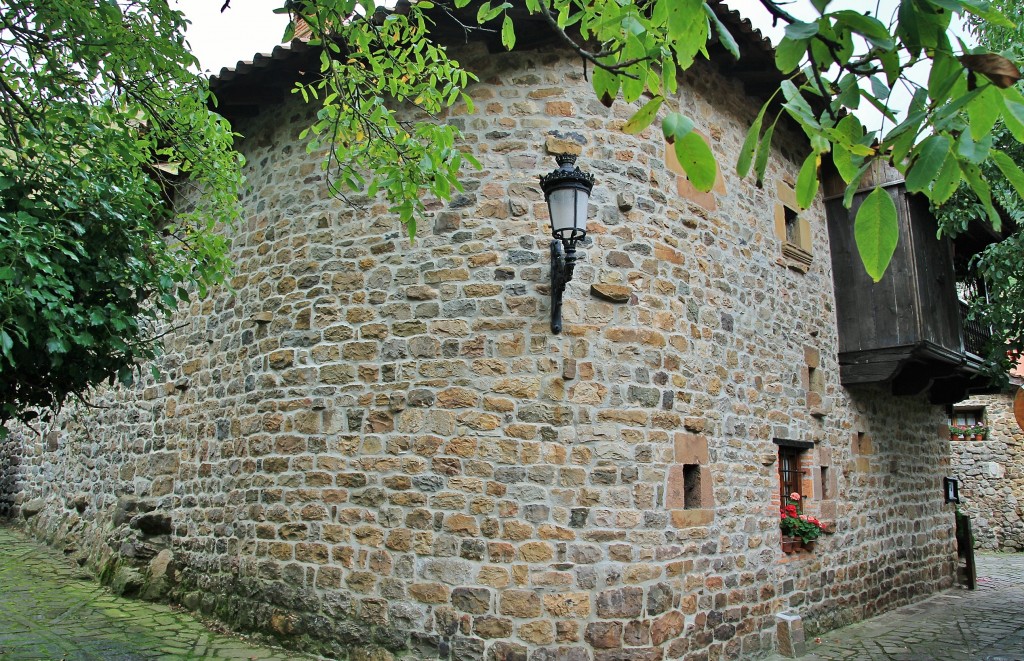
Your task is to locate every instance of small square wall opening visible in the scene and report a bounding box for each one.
[785,206,800,245]
[683,464,702,509]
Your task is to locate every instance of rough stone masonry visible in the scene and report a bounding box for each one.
[0,38,957,661]
[950,392,1024,551]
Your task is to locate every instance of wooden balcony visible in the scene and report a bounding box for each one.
[824,163,990,404]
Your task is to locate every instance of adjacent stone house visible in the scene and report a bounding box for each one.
[949,388,1024,551]
[0,3,980,659]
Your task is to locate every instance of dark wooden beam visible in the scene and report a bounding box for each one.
[840,360,904,385]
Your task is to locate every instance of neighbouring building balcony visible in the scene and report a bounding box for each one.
[959,300,992,359]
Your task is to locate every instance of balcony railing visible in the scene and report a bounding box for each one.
[959,300,991,358]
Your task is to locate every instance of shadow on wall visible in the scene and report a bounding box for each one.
[0,430,24,518]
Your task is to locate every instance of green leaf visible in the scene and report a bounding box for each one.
[961,161,1002,231]
[878,48,901,87]
[775,37,807,74]
[704,3,739,60]
[965,85,1000,142]
[869,76,889,101]
[737,102,769,179]
[785,20,819,40]
[592,65,620,107]
[854,187,899,283]
[665,0,708,68]
[476,2,499,23]
[928,51,962,103]
[780,80,819,129]
[897,0,923,55]
[501,14,515,50]
[931,153,961,206]
[623,96,664,135]
[662,112,694,144]
[992,150,1024,206]
[832,10,895,50]
[956,132,991,164]
[795,151,820,209]
[674,131,717,192]
[0,330,12,358]
[754,117,778,186]
[905,135,951,193]
[959,0,1014,27]
[1003,92,1024,143]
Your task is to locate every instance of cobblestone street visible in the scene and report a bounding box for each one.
[0,525,313,660]
[767,553,1024,661]
[2,522,1023,660]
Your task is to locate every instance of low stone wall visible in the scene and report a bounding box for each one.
[0,430,25,519]
[950,392,1024,551]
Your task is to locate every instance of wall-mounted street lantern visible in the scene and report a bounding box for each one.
[539,154,595,334]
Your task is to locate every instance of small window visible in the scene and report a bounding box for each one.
[779,446,804,500]
[683,464,702,509]
[852,431,870,455]
[951,409,983,427]
[785,207,800,245]
[949,406,988,440]
[774,438,814,502]
[820,466,830,500]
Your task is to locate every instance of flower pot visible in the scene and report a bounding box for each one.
[802,540,815,552]
[781,537,797,553]
[975,433,985,440]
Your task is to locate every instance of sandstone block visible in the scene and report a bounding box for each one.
[452,587,491,614]
[596,587,643,618]
[500,590,542,618]
[585,621,623,649]
[651,611,685,646]
[519,620,556,645]
[409,582,451,604]
[473,615,513,639]
[544,592,591,618]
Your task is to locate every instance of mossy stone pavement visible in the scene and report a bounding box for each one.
[0,525,315,660]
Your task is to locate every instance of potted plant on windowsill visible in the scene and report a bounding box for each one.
[970,425,989,440]
[948,424,969,440]
[780,493,828,552]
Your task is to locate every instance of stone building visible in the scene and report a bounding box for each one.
[0,3,977,659]
[949,389,1024,551]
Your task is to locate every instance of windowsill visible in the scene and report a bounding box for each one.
[669,508,715,528]
[781,242,813,273]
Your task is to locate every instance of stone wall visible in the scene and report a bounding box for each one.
[1,44,958,660]
[950,392,1024,551]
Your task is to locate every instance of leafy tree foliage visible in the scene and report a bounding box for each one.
[0,0,242,425]
[930,0,1024,377]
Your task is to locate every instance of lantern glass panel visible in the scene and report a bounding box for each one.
[548,188,577,236]
[573,189,590,237]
